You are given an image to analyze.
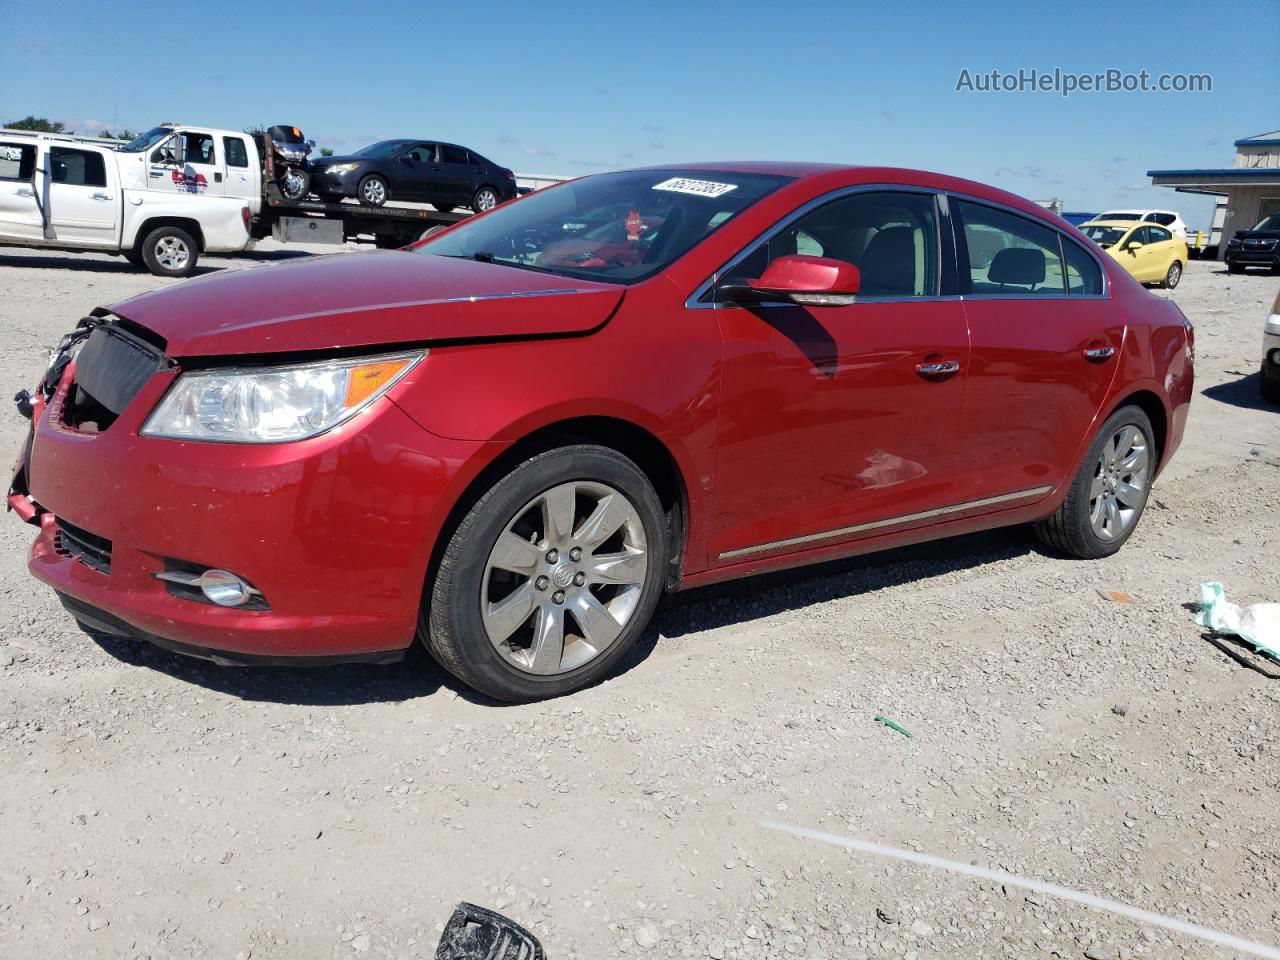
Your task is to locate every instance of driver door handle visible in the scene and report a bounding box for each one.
[15,187,34,197]
[1083,345,1116,361]
[91,192,112,201]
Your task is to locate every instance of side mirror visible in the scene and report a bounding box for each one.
[1125,241,1144,251]
[305,139,316,150]
[721,255,861,307]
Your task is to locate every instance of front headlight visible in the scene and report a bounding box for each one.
[326,163,361,174]
[141,351,424,443]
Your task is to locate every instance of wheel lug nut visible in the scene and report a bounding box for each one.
[569,547,582,562]
[545,548,559,564]
[534,576,549,591]
[552,590,565,605]
[573,572,586,587]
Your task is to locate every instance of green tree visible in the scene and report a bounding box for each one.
[320,147,334,157]
[5,116,69,133]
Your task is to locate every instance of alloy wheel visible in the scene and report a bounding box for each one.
[154,236,190,271]
[362,179,386,205]
[1089,424,1150,541]
[480,481,648,675]
[475,188,498,211]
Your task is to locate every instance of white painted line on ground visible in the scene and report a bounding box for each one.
[761,821,1280,959]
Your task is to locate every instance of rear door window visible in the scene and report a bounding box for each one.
[223,137,249,168]
[1147,225,1173,244]
[954,200,1066,295]
[50,147,107,187]
[0,141,36,180]
[441,145,469,165]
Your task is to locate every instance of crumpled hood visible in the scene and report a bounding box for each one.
[107,250,623,357]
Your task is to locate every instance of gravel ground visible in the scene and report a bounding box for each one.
[0,246,1277,960]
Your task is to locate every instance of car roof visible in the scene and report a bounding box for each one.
[1099,208,1177,216]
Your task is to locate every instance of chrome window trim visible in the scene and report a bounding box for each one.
[685,183,945,310]
[718,485,1054,560]
[947,191,1111,299]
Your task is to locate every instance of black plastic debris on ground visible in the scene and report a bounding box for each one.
[437,902,545,960]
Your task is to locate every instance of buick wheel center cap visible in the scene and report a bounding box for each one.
[551,563,576,588]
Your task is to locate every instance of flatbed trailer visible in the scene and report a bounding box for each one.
[252,196,468,249]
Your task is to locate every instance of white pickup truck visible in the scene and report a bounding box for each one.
[0,125,261,277]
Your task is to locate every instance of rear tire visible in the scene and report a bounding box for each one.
[424,445,668,702]
[1162,260,1182,289]
[471,186,499,212]
[1261,363,1280,404]
[1035,405,1155,559]
[140,225,199,278]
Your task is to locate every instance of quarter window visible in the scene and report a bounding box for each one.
[1062,237,1103,295]
[723,191,939,297]
[224,136,249,168]
[0,141,36,180]
[49,147,107,188]
[955,200,1066,295]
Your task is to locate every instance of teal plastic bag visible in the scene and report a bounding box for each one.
[1196,582,1280,661]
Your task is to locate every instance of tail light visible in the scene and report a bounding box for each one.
[241,206,252,232]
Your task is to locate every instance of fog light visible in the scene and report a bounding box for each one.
[199,569,255,607]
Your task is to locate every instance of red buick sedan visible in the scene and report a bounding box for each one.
[8,164,1194,701]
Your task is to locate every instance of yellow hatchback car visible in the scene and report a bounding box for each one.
[1079,220,1188,289]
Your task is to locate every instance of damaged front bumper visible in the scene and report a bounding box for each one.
[8,318,495,665]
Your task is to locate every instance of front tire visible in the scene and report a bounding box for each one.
[424,445,668,702]
[279,167,310,201]
[140,225,199,278]
[358,174,388,207]
[1227,262,1245,274]
[1035,405,1155,559]
[1162,260,1182,289]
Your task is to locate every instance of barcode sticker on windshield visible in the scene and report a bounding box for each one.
[652,177,738,198]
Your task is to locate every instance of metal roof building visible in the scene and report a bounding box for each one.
[1148,131,1280,259]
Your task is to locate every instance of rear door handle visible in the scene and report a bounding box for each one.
[1083,346,1116,361]
[15,187,34,197]
[915,360,960,378]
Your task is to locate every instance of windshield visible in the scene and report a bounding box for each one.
[418,169,792,283]
[1098,211,1140,221]
[355,140,412,158]
[1080,224,1130,246]
[1253,212,1280,231]
[120,126,174,153]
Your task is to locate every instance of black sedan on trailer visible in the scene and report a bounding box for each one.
[310,140,517,212]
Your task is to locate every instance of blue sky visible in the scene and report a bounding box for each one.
[4,0,1276,228]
